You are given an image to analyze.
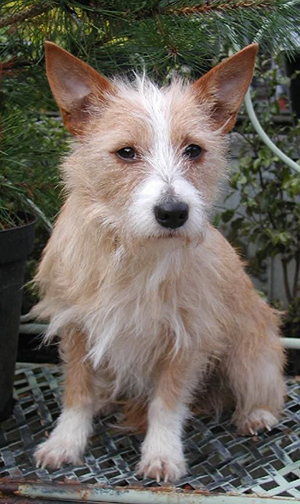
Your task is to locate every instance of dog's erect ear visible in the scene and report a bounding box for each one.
[192,44,258,133]
[45,42,114,135]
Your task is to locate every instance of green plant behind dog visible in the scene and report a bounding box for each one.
[218,55,300,337]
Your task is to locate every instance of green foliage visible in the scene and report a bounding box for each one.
[1,1,300,78]
[218,55,300,334]
[0,77,68,229]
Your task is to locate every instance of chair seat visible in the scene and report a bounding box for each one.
[0,363,299,502]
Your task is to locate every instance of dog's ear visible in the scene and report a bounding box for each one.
[192,44,258,133]
[45,42,114,135]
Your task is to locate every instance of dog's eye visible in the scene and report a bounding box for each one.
[117,147,136,161]
[183,144,202,160]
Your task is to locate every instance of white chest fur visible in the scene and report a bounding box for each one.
[82,239,225,397]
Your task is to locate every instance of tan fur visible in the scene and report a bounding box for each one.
[192,45,258,132]
[60,328,94,410]
[45,42,114,135]
[34,43,285,480]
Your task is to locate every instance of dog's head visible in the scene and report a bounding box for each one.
[45,42,257,249]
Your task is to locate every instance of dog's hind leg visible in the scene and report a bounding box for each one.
[225,306,286,436]
[35,328,96,468]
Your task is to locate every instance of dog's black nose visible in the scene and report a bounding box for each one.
[154,202,189,229]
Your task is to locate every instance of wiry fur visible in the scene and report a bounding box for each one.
[34,44,285,481]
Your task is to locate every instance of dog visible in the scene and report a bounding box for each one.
[34,42,285,482]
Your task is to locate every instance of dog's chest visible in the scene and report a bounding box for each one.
[85,252,191,367]
[85,245,224,391]
[87,277,183,395]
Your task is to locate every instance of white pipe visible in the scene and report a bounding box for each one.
[244,90,300,175]
[20,313,36,323]
[19,323,48,334]
[280,337,300,349]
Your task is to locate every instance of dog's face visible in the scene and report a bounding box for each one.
[45,43,257,248]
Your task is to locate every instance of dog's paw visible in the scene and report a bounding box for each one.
[137,454,187,482]
[35,436,84,469]
[237,409,278,436]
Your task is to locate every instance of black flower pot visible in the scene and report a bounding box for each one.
[0,214,36,421]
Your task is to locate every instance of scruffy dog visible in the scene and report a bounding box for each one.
[34,42,285,482]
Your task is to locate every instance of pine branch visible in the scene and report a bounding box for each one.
[0,1,54,29]
[168,0,279,16]
[1,0,300,77]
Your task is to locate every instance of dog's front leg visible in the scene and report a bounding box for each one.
[137,351,199,482]
[138,395,188,482]
[35,328,95,468]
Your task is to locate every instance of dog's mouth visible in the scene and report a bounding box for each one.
[161,232,177,238]
[154,229,187,241]
[157,229,180,238]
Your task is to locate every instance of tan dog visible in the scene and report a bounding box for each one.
[34,42,285,482]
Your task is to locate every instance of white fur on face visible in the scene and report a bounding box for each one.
[128,174,206,241]
[115,79,209,242]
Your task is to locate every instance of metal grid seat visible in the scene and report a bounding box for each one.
[0,363,299,502]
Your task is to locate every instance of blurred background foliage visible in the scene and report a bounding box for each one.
[1,0,300,226]
[0,0,300,338]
